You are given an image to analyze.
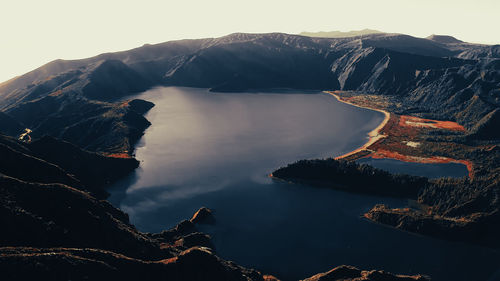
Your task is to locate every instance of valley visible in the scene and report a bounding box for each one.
[0,31,499,280]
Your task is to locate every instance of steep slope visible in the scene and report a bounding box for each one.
[3,91,153,153]
[0,133,138,198]
[164,36,340,91]
[0,111,23,136]
[360,33,456,57]
[27,136,140,193]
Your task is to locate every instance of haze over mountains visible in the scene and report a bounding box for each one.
[300,28,384,38]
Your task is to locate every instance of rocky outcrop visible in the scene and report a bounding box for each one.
[364,203,500,248]
[302,265,429,281]
[190,207,216,224]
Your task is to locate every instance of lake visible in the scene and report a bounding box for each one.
[108,87,499,281]
[357,158,469,179]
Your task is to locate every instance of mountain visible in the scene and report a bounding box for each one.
[0,31,499,279]
[426,34,464,44]
[0,32,498,190]
[1,32,498,143]
[300,29,384,38]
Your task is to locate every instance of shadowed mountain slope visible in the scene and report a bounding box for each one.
[1,32,498,145]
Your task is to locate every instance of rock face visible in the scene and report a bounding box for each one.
[302,265,429,281]
[190,207,216,224]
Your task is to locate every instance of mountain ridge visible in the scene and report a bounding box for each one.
[300,29,384,38]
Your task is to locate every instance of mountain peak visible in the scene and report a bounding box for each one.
[426,34,463,44]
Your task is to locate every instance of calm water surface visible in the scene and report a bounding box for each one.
[109,87,499,281]
[357,158,469,179]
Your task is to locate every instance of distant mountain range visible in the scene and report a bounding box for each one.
[1,31,499,149]
[300,28,384,38]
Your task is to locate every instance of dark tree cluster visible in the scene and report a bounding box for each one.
[273,158,429,198]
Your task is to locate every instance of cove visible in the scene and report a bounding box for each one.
[108,87,499,281]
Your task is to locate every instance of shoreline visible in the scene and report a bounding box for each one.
[324,90,474,178]
[325,91,391,160]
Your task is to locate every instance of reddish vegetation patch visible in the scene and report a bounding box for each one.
[161,256,178,264]
[381,114,419,138]
[104,153,132,159]
[399,115,465,131]
[48,90,63,97]
[328,92,474,179]
[119,100,130,108]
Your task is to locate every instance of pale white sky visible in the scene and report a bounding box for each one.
[1,0,499,83]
